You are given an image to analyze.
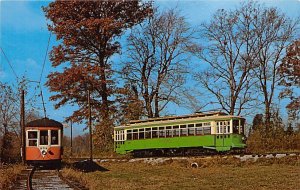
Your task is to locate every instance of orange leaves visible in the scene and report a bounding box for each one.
[44,1,153,143]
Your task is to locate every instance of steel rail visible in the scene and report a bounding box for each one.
[26,166,35,190]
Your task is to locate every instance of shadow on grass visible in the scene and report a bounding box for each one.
[71,160,109,173]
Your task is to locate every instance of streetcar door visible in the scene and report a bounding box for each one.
[216,121,224,147]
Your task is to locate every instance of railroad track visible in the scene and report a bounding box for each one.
[12,166,88,190]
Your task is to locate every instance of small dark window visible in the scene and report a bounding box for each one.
[51,130,59,145]
[127,133,132,140]
[173,126,179,136]
[166,129,172,137]
[145,131,151,139]
[133,133,138,140]
[40,130,48,145]
[159,130,165,137]
[139,130,145,139]
[188,124,194,128]
[233,120,239,133]
[180,125,186,128]
[196,123,202,127]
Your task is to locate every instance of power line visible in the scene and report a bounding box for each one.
[39,32,52,84]
[0,47,19,80]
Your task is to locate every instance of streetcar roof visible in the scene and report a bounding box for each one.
[26,117,63,128]
[115,111,244,129]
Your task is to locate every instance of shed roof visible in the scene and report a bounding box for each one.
[26,117,63,128]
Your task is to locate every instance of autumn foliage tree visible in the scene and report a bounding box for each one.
[44,1,152,149]
[279,39,300,121]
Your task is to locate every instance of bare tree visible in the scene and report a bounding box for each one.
[123,8,196,118]
[251,5,299,126]
[194,2,259,116]
[194,1,299,121]
[0,82,20,138]
[0,81,40,162]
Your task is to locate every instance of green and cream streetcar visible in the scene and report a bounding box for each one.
[114,111,246,156]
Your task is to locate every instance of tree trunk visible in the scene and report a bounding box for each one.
[99,56,109,121]
[154,91,159,118]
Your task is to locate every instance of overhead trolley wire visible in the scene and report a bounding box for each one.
[38,32,52,118]
[0,47,19,81]
[39,32,52,84]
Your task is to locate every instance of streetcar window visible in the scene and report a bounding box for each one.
[51,130,59,145]
[145,129,151,139]
[127,133,132,140]
[158,127,165,138]
[181,128,188,136]
[173,126,179,136]
[28,131,38,146]
[203,122,210,127]
[133,133,138,140]
[166,129,172,137]
[195,123,202,127]
[126,130,132,140]
[188,124,194,128]
[195,128,202,135]
[139,128,145,139]
[203,127,211,134]
[233,120,239,133]
[240,119,245,135]
[152,127,158,138]
[40,130,48,145]
[188,128,195,135]
[180,125,186,128]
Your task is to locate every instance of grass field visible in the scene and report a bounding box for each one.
[62,156,300,190]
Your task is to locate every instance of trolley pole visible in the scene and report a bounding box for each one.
[21,90,26,164]
[70,120,73,157]
[87,90,93,161]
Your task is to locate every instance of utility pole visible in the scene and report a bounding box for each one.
[21,90,26,164]
[70,119,73,157]
[88,90,93,161]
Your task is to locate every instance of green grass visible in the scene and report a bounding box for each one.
[62,156,300,190]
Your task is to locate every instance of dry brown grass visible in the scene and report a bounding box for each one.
[62,156,300,190]
[0,164,25,190]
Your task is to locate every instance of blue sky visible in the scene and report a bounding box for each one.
[1,0,299,136]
